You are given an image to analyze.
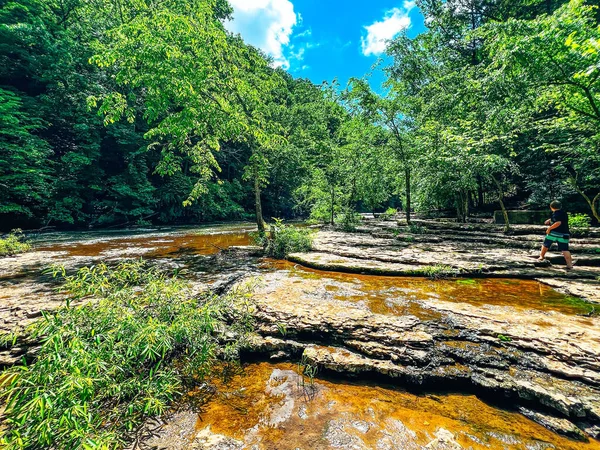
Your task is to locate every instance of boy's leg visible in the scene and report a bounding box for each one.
[538,244,549,260]
[557,239,572,268]
[562,251,573,268]
[538,237,552,260]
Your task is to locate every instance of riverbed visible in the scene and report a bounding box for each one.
[1,223,599,448]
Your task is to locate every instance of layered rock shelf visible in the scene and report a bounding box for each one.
[288,219,600,303]
[2,220,600,446]
[245,265,600,441]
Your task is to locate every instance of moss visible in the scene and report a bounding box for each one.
[549,296,598,316]
[456,279,477,285]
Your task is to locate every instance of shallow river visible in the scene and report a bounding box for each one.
[182,361,600,450]
[3,224,599,448]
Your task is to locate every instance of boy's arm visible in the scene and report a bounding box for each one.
[546,221,561,234]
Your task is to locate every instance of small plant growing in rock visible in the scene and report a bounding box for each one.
[276,322,288,337]
[0,229,31,256]
[253,219,314,259]
[408,224,427,235]
[381,208,398,220]
[498,334,512,342]
[297,354,318,399]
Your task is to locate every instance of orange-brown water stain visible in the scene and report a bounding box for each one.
[34,231,251,258]
[263,260,595,316]
[194,361,600,450]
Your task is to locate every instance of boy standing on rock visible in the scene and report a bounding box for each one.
[537,200,574,270]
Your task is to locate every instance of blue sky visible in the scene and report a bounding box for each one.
[225,0,427,90]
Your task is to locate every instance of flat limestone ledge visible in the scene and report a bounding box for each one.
[288,251,600,280]
[287,251,600,303]
[311,230,600,266]
[248,336,598,442]
[247,269,600,439]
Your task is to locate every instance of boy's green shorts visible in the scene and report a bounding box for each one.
[543,232,570,251]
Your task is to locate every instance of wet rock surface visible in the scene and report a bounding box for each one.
[289,219,600,303]
[2,220,600,446]
[136,362,600,449]
[246,263,600,441]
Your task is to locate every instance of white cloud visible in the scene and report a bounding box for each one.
[289,46,305,61]
[361,2,415,56]
[226,0,298,69]
[295,28,312,39]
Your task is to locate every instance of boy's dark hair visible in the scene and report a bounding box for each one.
[550,200,562,210]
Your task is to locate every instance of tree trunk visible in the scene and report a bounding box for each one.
[405,168,411,224]
[456,204,463,223]
[477,175,484,208]
[571,181,600,223]
[492,176,510,233]
[330,186,335,226]
[254,175,265,233]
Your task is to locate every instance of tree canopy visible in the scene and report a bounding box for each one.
[1,0,598,232]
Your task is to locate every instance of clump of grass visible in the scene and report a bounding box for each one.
[253,219,313,259]
[297,354,318,399]
[0,260,254,450]
[407,264,458,279]
[0,229,31,256]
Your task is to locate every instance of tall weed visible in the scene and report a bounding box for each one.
[0,260,254,449]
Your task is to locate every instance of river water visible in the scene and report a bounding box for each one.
[3,223,599,449]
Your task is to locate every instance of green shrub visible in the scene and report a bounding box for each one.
[335,208,361,232]
[408,224,427,234]
[570,213,591,231]
[380,207,398,220]
[0,229,31,256]
[254,219,314,259]
[0,260,254,450]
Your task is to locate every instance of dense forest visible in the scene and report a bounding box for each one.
[1,0,599,232]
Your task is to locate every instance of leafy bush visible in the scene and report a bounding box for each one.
[335,208,362,232]
[380,207,398,220]
[408,224,427,234]
[0,260,254,449]
[0,229,31,256]
[570,213,591,231]
[254,219,313,259]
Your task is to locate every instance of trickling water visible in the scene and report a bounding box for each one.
[31,223,255,258]
[161,362,600,450]
[2,225,598,447]
[262,259,596,317]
